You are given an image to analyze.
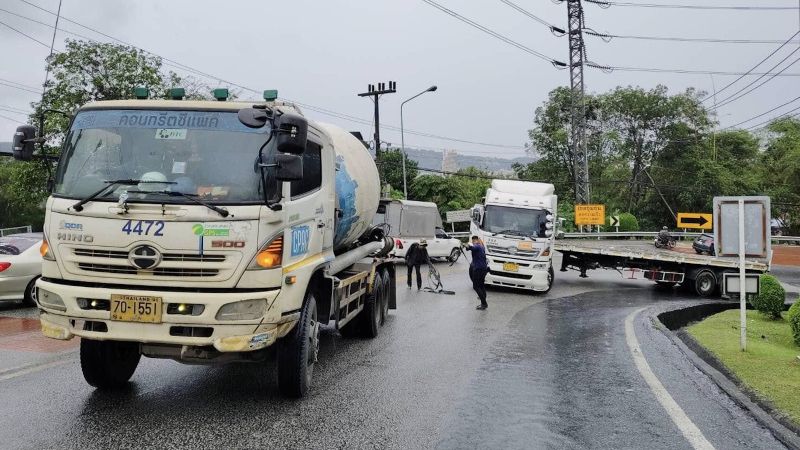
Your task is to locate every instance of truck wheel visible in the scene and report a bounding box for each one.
[22,276,39,307]
[277,293,320,398]
[694,270,717,297]
[362,273,382,338]
[80,339,141,389]
[447,248,460,263]
[543,266,554,293]
[380,270,391,325]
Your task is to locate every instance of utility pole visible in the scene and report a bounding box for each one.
[566,0,590,205]
[358,81,397,165]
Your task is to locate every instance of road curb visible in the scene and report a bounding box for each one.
[650,303,800,450]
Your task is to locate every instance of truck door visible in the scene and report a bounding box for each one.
[282,141,328,266]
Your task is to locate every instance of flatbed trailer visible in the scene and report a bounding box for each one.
[554,240,769,297]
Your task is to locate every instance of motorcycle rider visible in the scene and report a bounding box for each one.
[657,226,672,246]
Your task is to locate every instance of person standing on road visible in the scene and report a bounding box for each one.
[405,239,430,290]
[463,235,489,310]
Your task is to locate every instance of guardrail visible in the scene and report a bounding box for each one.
[447,230,800,244]
[0,225,32,237]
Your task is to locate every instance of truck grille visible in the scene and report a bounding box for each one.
[77,263,220,277]
[66,246,238,282]
[73,248,226,263]
[487,245,539,258]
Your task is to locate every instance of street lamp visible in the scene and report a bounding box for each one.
[401,85,437,199]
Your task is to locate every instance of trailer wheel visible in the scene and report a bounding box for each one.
[80,339,141,389]
[277,292,319,398]
[362,273,382,338]
[694,270,717,297]
[380,270,391,325]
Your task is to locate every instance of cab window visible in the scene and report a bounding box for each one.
[290,142,322,198]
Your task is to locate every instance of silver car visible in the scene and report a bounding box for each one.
[0,232,43,306]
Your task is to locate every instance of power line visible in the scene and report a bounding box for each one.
[0,80,41,94]
[10,2,526,151]
[0,107,30,116]
[0,113,25,124]
[587,62,800,76]
[419,0,563,64]
[713,51,800,109]
[0,104,32,114]
[0,18,49,47]
[746,109,800,131]
[723,96,800,129]
[585,30,799,45]
[703,31,800,103]
[585,0,799,11]
[499,0,565,35]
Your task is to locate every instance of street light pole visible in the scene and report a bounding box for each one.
[400,85,437,199]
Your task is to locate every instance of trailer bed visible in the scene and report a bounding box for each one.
[554,239,768,272]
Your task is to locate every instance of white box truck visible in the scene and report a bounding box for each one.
[373,199,462,261]
[10,92,396,397]
[470,180,557,292]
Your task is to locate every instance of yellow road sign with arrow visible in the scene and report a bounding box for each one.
[677,212,712,230]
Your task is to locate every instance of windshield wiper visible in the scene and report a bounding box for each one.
[492,229,527,238]
[128,190,229,217]
[72,179,175,212]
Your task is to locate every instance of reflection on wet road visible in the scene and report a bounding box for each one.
[0,260,789,449]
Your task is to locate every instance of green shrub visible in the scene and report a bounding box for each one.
[606,212,640,232]
[750,274,786,320]
[788,301,800,347]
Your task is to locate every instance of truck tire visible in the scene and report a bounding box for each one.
[80,339,141,389]
[380,270,391,325]
[694,270,717,297]
[277,293,320,398]
[362,273,382,338]
[22,276,39,307]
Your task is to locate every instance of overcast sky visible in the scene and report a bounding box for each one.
[0,0,798,159]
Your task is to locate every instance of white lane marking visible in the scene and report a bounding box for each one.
[625,308,716,450]
[0,359,72,382]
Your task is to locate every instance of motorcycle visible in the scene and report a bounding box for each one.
[654,234,676,249]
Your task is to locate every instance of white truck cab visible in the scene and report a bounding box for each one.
[470,180,557,292]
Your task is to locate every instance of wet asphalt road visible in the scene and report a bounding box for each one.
[0,258,795,449]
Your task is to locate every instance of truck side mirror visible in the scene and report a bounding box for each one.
[12,125,37,161]
[275,113,308,155]
[275,153,303,181]
[545,214,554,222]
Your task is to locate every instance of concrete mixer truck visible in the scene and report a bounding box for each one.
[9,90,395,398]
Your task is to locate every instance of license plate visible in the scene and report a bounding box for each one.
[110,294,163,323]
[503,262,519,272]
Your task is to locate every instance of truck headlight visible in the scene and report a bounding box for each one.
[215,299,267,321]
[38,288,66,312]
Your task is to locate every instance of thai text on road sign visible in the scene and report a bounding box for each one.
[677,213,712,230]
[575,204,605,225]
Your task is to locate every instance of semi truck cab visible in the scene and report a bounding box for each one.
[470,180,557,293]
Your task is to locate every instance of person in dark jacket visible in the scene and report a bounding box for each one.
[405,239,430,290]
[463,235,489,310]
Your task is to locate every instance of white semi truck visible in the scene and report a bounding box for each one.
[470,180,557,292]
[10,91,396,397]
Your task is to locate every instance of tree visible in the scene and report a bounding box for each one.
[409,167,491,229]
[377,148,418,193]
[758,117,800,234]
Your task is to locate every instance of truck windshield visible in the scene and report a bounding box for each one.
[483,205,551,238]
[53,109,272,204]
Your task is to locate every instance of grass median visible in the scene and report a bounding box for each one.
[687,309,800,425]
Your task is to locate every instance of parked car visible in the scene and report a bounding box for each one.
[0,232,43,306]
[692,233,715,256]
[373,199,462,262]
